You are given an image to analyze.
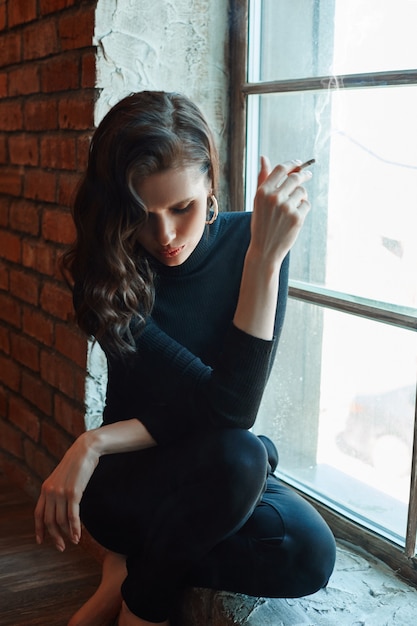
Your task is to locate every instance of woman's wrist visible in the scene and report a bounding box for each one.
[81,419,157,457]
[233,249,281,341]
[244,242,285,273]
[79,428,104,457]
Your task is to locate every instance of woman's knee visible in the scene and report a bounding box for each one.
[288,511,336,596]
[207,429,267,485]
[265,483,336,596]
[302,524,336,594]
[196,429,268,516]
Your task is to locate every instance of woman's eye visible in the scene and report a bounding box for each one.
[173,202,193,215]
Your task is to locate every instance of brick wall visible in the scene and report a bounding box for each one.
[0,0,97,497]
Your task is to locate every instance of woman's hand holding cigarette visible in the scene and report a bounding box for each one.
[248,156,314,266]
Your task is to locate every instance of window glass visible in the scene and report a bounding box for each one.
[247,0,417,549]
[250,87,417,309]
[254,0,417,82]
[253,299,417,543]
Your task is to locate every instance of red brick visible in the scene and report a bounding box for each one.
[9,64,40,96]
[0,1,6,31]
[0,133,6,165]
[0,261,9,290]
[11,332,39,371]
[22,306,54,346]
[10,269,40,305]
[81,50,96,89]
[8,134,39,166]
[76,133,92,170]
[40,349,75,397]
[42,208,75,244]
[0,32,21,68]
[55,323,86,368]
[21,370,52,415]
[0,167,23,196]
[0,325,10,354]
[0,293,21,328]
[41,55,79,93]
[9,199,40,235]
[8,395,40,441]
[0,100,23,130]
[59,7,95,51]
[0,353,21,391]
[54,393,86,438]
[0,197,9,226]
[59,92,94,130]
[57,171,81,207]
[24,169,57,203]
[40,281,73,320]
[23,20,59,61]
[0,419,23,458]
[8,0,37,27]
[22,239,56,276]
[0,72,7,98]
[40,0,77,15]
[24,97,58,131]
[40,135,77,170]
[41,419,72,460]
[0,229,21,262]
[24,439,56,483]
[0,384,7,417]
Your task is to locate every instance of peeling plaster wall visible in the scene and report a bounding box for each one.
[94,0,230,205]
[85,0,231,429]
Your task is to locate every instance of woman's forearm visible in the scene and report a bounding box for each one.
[84,418,157,456]
[233,248,282,341]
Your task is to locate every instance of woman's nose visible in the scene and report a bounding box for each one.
[154,215,175,246]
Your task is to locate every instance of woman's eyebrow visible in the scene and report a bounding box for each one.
[168,196,194,209]
[145,196,195,213]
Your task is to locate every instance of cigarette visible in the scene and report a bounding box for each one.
[297,158,315,171]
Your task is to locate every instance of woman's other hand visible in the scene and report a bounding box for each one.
[34,433,99,552]
[249,156,312,266]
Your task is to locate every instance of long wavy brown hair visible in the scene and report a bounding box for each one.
[62,91,219,356]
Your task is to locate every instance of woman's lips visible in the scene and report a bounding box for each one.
[159,245,185,258]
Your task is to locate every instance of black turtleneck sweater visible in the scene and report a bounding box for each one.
[102,211,289,444]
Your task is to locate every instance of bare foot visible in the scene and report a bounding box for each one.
[68,550,127,626]
[118,602,169,626]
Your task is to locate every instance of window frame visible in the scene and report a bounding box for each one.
[228,0,417,584]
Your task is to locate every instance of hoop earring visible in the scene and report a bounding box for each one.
[206,195,219,225]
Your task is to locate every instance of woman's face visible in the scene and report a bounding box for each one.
[134,166,211,266]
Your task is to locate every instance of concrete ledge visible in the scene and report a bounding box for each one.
[171,588,259,626]
[172,542,417,626]
[170,588,313,626]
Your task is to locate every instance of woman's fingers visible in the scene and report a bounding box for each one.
[34,492,46,545]
[261,160,312,196]
[34,479,82,551]
[43,487,67,552]
[250,158,313,262]
[68,500,81,545]
[257,155,272,188]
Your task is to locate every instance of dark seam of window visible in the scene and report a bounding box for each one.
[243,69,417,95]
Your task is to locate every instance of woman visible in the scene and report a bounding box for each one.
[34,91,336,626]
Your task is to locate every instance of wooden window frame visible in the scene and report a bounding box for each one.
[228,0,417,585]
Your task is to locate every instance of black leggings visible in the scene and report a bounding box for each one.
[80,429,336,623]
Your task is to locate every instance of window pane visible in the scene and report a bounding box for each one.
[253,299,417,543]
[247,86,417,309]
[253,0,417,82]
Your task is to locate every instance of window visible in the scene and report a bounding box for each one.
[231,0,417,578]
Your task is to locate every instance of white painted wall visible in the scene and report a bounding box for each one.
[85,0,231,429]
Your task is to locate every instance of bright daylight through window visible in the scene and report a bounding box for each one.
[246,0,417,552]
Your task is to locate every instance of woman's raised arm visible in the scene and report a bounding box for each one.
[233,157,311,340]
